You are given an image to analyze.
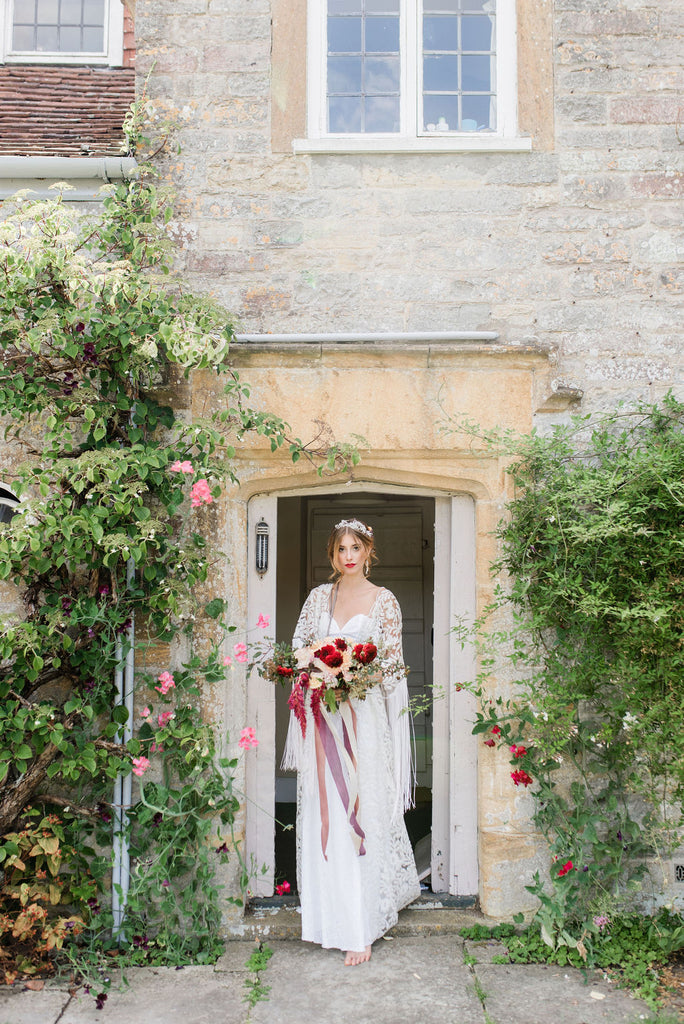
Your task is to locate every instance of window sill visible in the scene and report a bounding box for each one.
[2,54,117,66]
[293,135,533,155]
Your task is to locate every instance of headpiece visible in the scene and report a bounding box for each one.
[334,518,373,539]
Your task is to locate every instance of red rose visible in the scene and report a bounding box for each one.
[276,665,294,677]
[511,769,533,787]
[334,638,348,651]
[322,650,344,668]
[352,643,377,665]
[314,644,336,660]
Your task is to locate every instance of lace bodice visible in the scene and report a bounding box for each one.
[292,584,406,697]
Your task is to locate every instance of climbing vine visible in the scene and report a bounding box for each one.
[449,396,684,962]
[0,103,359,996]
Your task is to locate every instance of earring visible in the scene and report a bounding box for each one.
[364,560,370,577]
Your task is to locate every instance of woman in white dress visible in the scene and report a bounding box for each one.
[283,518,420,966]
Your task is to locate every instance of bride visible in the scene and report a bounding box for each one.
[283,518,420,965]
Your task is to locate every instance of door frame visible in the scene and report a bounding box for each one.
[245,484,478,898]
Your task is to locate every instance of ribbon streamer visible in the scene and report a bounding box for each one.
[313,698,366,858]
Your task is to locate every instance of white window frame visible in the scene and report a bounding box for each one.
[0,0,124,67]
[297,0,530,154]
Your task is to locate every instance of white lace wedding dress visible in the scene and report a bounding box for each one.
[283,584,420,952]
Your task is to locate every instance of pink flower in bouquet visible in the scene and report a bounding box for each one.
[190,479,213,507]
[233,643,248,663]
[256,614,270,629]
[169,460,194,475]
[239,727,259,750]
[131,756,150,777]
[155,671,175,695]
[275,880,291,895]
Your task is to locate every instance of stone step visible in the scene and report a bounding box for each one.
[228,897,492,942]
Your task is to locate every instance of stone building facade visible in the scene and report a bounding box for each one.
[1,0,682,923]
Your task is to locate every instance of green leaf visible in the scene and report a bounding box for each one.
[204,598,226,620]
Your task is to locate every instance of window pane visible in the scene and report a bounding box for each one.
[424,1,460,11]
[82,25,104,49]
[328,0,363,13]
[328,16,362,52]
[83,0,106,23]
[365,95,400,131]
[365,16,399,53]
[365,55,399,94]
[423,94,460,131]
[423,54,459,91]
[423,15,459,51]
[329,95,363,131]
[462,93,494,128]
[366,0,399,11]
[461,14,493,50]
[461,54,491,91]
[328,55,363,93]
[61,0,83,23]
[37,0,59,20]
[36,24,59,49]
[459,0,493,10]
[60,25,82,49]
[12,25,35,48]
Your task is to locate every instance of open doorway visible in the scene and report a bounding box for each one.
[274,493,435,892]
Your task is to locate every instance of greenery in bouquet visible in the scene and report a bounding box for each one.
[257,636,397,731]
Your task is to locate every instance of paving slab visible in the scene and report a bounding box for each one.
[475,962,652,1024]
[463,938,509,965]
[0,985,70,1024]
[249,935,485,1024]
[61,964,248,1024]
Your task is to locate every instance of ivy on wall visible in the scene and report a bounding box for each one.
[0,105,358,995]
[453,396,684,965]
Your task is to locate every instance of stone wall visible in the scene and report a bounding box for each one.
[133,0,683,415]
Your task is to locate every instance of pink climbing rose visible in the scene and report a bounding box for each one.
[256,614,270,629]
[275,880,291,895]
[190,479,213,507]
[169,460,194,475]
[233,643,248,663]
[157,711,174,728]
[131,756,150,777]
[239,727,259,750]
[155,671,175,695]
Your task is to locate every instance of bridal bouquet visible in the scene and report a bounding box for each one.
[258,636,383,737]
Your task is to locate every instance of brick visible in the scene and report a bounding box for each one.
[558,11,659,37]
[611,96,683,124]
[630,172,684,198]
[557,95,608,124]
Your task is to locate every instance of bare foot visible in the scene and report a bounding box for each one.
[344,945,371,966]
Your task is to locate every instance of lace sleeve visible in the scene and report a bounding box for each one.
[292,585,328,647]
[377,590,406,696]
[376,589,415,814]
[282,586,327,772]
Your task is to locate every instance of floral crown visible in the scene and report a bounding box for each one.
[334,518,373,539]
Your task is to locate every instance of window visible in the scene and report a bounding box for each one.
[0,0,123,65]
[302,0,528,152]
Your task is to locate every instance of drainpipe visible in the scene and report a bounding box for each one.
[112,558,135,942]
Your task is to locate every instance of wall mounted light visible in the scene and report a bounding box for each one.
[255,518,269,576]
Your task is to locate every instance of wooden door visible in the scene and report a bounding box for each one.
[306,496,434,788]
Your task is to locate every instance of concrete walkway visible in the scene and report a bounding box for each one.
[0,933,653,1024]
